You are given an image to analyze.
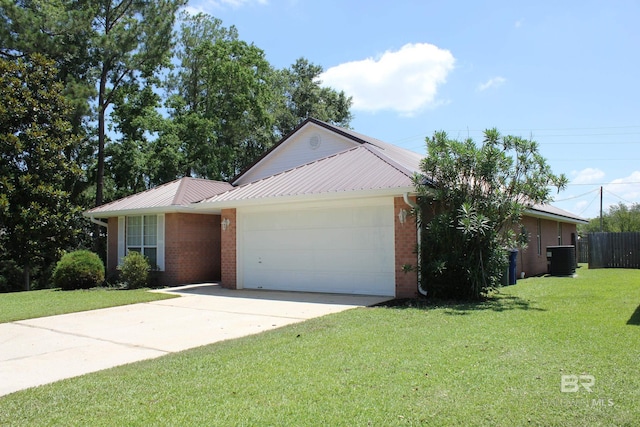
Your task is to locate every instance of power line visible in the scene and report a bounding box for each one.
[551,159,640,162]
[554,188,600,201]
[566,181,640,186]
[538,141,640,145]
[576,193,599,217]
[604,188,637,205]
[389,125,640,146]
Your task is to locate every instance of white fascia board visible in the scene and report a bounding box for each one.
[82,205,221,219]
[192,187,417,211]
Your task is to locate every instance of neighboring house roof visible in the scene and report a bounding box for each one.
[196,144,416,208]
[526,203,589,224]
[85,177,233,217]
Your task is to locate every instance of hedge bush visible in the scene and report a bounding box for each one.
[52,250,105,290]
[118,251,150,289]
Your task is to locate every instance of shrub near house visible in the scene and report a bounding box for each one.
[117,251,151,289]
[415,129,568,300]
[52,251,105,290]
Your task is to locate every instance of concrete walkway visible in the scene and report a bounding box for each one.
[0,284,389,397]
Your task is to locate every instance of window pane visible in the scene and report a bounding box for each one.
[144,215,157,245]
[144,248,157,268]
[127,217,142,246]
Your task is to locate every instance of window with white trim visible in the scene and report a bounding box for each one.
[557,222,563,245]
[126,215,158,268]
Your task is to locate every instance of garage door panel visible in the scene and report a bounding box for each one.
[245,269,395,296]
[241,201,395,296]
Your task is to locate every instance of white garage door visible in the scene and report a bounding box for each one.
[239,199,395,296]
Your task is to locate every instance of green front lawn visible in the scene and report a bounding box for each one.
[1,267,639,426]
[0,288,177,323]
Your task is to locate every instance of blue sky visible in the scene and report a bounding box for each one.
[185,0,640,220]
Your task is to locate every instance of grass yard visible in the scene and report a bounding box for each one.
[0,288,177,323]
[1,266,639,426]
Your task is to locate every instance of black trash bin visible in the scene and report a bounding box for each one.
[508,249,518,285]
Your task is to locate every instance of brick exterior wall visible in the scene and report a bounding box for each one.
[105,213,221,287]
[519,215,578,277]
[164,213,221,286]
[394,196,419,298]
[220,208,237,289]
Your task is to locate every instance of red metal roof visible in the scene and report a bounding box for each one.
[199,145,416,205]
[86,178,233,216]
[231,118,424,185]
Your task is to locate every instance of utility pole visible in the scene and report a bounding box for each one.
[600,186,603,232]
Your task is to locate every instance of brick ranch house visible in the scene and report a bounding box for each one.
[85,118,587,298]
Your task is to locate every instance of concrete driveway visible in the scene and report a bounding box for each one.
[0,284,389,397]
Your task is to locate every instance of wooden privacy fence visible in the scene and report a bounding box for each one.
[577,236,589,263]
[587,232,640,269]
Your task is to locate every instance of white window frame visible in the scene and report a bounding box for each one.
[557,222,563,245]
[117,214,165,270]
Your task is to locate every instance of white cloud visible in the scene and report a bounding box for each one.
[515,19,523,28]
[605,171,640,202]
[477,76,506,92]
[319,43,455,115]
[185,0,267,13]
[570,167,605,185]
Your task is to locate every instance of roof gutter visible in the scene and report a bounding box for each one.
[88,215,108,228]
[402,192,427,297]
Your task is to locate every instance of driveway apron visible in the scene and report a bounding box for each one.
[0,284,389,397]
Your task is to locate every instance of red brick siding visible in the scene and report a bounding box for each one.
[220,208,237,289]
[394,196,419,298]
[106,213,221,287]
[164,213,221,286]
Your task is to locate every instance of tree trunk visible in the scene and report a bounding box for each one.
[95,74,106,208]
[23,265,30,291]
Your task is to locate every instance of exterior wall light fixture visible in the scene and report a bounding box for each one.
[398,208,408,224]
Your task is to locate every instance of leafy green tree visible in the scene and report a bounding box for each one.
[274,58,353,138]
[92,0,186,207]
[415,129,567,300]
[166,12,276,180]
[106,82,166,198]
[1,0,185,208]
[580,202,640,234]
[0,55,82,291]
[0,0,98,208]
[0,0,96,129]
